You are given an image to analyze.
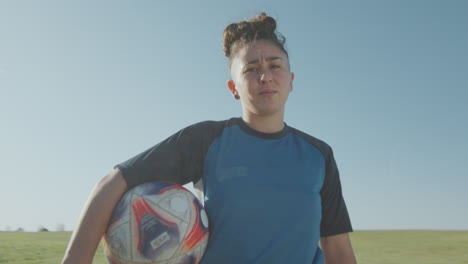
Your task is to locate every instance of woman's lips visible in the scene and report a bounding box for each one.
[259,89,277,96]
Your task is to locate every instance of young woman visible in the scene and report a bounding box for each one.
[62,13,357,264]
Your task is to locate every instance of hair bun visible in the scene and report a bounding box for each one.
[223,12,286,59]
[251,13,276,34]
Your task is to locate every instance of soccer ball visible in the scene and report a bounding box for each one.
[102,181,209,264]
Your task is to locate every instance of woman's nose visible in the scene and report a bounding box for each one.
[259,70,272,83]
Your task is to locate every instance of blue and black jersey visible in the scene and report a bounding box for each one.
[116,117,352,264]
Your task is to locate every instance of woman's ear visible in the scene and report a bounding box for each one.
[290,72,295,92]
[227,80,237,95]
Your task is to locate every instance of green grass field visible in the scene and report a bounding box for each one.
[351,231,468,264]
[0,231,467,264]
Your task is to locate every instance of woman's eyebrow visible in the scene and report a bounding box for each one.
[246,56,283,65]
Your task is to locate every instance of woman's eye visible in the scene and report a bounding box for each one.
[271,64,280,69]
[245,68,256,73]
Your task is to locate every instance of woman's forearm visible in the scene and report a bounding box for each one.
[62,169,127,264]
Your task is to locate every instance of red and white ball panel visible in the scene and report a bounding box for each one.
[102,181,209,264]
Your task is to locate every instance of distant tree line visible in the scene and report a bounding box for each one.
[1,223,66,232]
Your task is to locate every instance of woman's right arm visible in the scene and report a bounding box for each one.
[61,168,128,264]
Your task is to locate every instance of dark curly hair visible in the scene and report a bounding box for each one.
[223,13,288,67]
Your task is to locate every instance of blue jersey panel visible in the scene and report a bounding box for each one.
[200,124,326,264]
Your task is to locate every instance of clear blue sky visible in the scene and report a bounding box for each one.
[1,0,467,232]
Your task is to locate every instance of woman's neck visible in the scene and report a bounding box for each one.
[242,112,285,133]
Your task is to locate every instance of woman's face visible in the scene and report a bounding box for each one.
[228,40,294,118]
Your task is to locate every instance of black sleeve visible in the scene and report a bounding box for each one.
[115,122,212,190]
[320,147,353,237]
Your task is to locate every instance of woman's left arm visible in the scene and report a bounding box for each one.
[320,233,357,264]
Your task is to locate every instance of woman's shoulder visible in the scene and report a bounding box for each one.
[287,125,333,156]
[178,117,241,138]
